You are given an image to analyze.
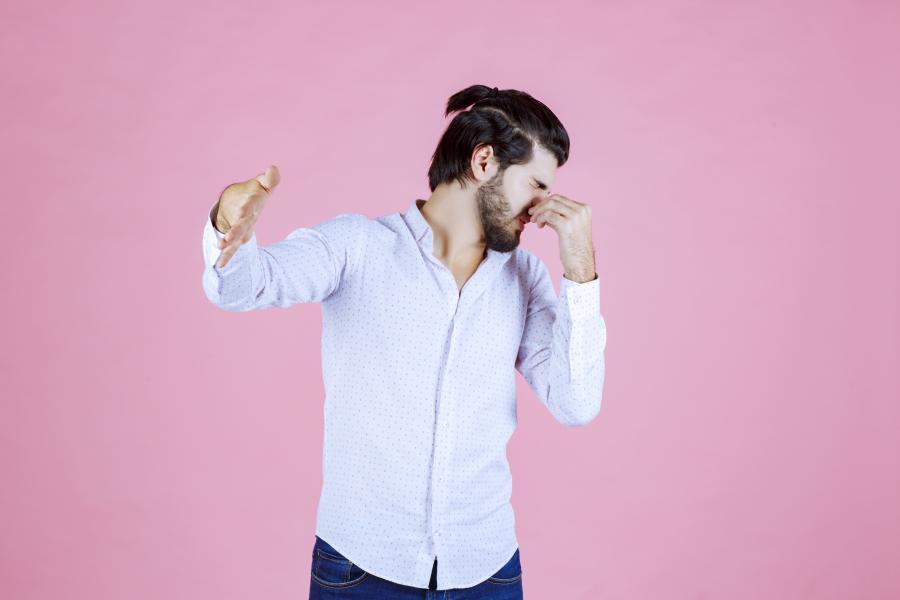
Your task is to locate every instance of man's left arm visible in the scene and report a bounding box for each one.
[516,194,608,426]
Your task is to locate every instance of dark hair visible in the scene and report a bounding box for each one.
[426,84,570,192]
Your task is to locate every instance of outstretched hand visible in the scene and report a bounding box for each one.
[214,165,281,268]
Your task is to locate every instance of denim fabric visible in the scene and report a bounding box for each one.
[309,535,523,599]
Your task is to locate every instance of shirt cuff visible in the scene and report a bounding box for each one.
[560,273,600,321]
[203,203,256,270]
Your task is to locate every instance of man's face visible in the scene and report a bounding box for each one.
[475,145,557,253]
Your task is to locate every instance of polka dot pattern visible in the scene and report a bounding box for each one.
[200,198,607,590]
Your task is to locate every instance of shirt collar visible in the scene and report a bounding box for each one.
[404,198,431,245]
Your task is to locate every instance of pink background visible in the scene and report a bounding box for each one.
[2,1,898,598]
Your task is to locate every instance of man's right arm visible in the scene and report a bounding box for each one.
[201,201,369,311]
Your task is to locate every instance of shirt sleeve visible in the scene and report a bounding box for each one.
[515,258,607,426]
[201,201,369,311]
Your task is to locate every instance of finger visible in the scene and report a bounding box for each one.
[528,196,553,214]
[216,221,237,249]
[215,220,249,266]
[254,164,280,194]
[528,197,575,221]
[548,195,592,222]
[530,200,575,223]
[546,194,580,209]
[215,235,238,267]
[216,236,243,268]
[225,223,248,249]
[224,207,255,242]
[534,208,566,230]
[217,234,238,253]
[216,249,236,269]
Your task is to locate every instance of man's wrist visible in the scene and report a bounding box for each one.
[563,271,597,284]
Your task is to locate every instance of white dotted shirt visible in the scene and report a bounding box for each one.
[201,198,607,590]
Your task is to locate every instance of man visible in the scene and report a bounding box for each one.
[200,84,607,598]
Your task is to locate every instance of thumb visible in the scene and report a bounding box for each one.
[254,164,281,193]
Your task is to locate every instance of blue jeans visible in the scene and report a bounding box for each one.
[309,535,523,599]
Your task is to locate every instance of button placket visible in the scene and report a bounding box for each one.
[428,309,454,553]
[430,282,464,552]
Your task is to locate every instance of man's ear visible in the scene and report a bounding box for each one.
[470,143,499,182]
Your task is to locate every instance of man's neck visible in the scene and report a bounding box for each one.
[418,194,487,264]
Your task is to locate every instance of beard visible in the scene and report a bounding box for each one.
[475,170,522,253]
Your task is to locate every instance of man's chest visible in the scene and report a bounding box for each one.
[335,250,529,362]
